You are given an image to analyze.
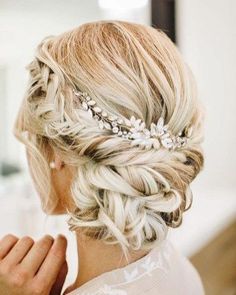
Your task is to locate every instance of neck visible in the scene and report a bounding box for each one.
[64,230,150,294]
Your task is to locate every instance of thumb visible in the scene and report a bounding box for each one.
[49,260,68,295]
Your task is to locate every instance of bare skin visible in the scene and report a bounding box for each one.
[63,231,150,294]
[0,234,68,295]
[0,150,150,294]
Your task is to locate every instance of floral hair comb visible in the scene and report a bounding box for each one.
[73,90,192,150]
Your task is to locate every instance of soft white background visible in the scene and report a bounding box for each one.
[0,0,235,289]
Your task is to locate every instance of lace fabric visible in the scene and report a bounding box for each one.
[67,239,205,295]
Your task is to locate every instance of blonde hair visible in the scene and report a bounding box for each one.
[14,20,205,260]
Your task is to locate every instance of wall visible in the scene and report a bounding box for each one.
[176,0,236,190]
[0,0,151,167]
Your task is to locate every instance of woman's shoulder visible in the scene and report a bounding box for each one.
[66,239,204,295]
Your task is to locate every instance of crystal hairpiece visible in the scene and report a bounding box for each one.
[73,90,192,150]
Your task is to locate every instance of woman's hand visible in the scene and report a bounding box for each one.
[0,234,68,295]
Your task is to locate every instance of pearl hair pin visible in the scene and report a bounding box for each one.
[49,161,56,169]
[49,161,65,169]
[73,90,192,151]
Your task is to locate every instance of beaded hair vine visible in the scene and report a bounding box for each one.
[73,90,193,151]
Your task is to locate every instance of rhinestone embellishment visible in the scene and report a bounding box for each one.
[73,90,191,150]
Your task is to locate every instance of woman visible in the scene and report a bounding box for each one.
[0,21,205,294]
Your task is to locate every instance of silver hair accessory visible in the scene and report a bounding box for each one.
[73,90,192,150]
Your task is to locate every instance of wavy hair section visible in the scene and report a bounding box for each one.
[14,20,205,261]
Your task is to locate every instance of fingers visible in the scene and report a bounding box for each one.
[34,235,67,290]
[2,236,34,266]
[49,260,68,295]
[0,234,19,260]
[20,235,54,276]
[0,233,68,295]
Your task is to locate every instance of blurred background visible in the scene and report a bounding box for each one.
[0,1,235,294]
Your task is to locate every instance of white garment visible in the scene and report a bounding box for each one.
[67,239,205,295]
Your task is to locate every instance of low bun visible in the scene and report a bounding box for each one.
[67,135,203,258]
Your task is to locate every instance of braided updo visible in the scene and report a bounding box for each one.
[14,20,205,260]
